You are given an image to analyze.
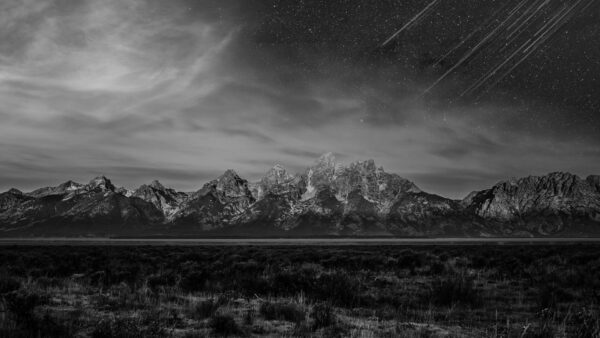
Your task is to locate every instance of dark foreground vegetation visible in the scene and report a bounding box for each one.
[0,244,599,337]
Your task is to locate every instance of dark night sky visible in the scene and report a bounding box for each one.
[1,0,599,198]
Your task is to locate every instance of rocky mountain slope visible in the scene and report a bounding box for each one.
[0,176,163,236]
[1,154,599,237]
[463,172,600,235]
[132,180,187,219]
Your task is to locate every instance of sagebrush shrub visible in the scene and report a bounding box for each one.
[571,307,600,338]
[4,290,45,321]
[310,302,334,330]
[180,271,208,292]
[193,299,221,319]
[0,276,20,294]
[209,314,242,337]
[91,317,164,338]
[428,274,481,307]
[259,301,305,323]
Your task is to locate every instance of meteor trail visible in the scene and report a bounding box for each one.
[418,0,595,99]
[422,0,528,95]
[434,1,515,67]
[498,0,557,54]
[461,39,532,97]
[505,0,545,35]
[505,0,550,40]
[523,0,584,53]
[464,0,563,96]
[477,0,592,97]
[380,0,439,47]
[534,5,569,37]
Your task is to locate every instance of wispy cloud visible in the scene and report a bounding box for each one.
[0,0,598,198]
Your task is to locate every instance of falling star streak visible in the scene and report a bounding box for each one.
[505,0,550,40]
[461,39,532,97]
[505,0,545,35]
[464,2,566,95]
[380,0,439,47]
[534,5,570,37]
[493,0,533,50]
[522,0,585,54]
[422,0,529,95]
[418,0,597,98]
[475,0,594,97]
[578,0,597,13]
[434,1,515,67]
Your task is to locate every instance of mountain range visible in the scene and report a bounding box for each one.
[1,153,599,237]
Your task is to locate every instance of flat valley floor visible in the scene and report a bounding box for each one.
[3,237,600,245]
[0,242,599,337]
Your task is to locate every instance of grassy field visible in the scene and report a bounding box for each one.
[0,244,599,337]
